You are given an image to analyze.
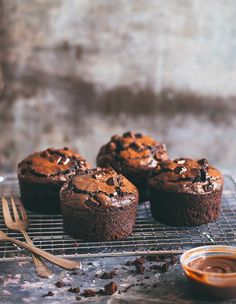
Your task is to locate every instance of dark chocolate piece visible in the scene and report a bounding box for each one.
[68,287,80,293]
[104,281,118,295]
[82,289,96,297]
[43,291,54,297]
[100,270,117,279]
[55,281,65,288]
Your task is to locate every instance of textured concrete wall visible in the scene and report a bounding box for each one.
[0,0,235,171]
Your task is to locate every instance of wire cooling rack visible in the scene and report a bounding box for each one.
[0,173,235,261]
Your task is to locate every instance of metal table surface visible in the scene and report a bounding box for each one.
[0,255,236,304]
[0,172,235,304]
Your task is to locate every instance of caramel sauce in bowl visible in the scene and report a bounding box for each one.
[180,245,236,300]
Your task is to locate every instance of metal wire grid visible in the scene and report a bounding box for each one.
[0,174,235,261]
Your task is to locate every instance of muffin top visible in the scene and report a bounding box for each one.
[60,167,139,210]
[18,147,89,182]
[97,131,168,173]
[148,158,224,194]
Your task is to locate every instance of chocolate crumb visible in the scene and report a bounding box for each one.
[100,270,117,279]
[170,256,177,265]
[104,281,118,295]
[82,289,96,297]
[55,281,65,288]
[71,271,79,275]
[68,287,80,293]
[126,260,134,266]
[159,262,169,272]
[134,256,145,266]
[76,296,81,301]
[43,291,54,297]
[136,264,145,274]
[126,256,146,273]
[134,256,145,273]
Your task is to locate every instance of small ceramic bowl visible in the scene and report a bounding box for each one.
[180,245,236,300]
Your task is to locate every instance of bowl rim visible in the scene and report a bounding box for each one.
[180,245,236,278]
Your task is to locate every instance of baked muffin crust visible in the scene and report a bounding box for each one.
[17,147,89,214]
[148,158,223,194]
[18,147,89,183]
[148,158,224,226]
[60,167,139,241]
[97,131,168,171]
[97,131,168,202]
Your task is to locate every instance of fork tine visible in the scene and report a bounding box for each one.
[2,196,13,223]
[10,196,20,221]
[18,199,28,222]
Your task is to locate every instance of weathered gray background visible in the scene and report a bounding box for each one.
[0,0,235,171]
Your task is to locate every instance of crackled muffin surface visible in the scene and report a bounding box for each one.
[97,131,168,202]
[62,167,138,209]
[148,158,224,226]
[18,147,90,214]
[60,168,139,241]
[97,131,168,171]
[18,147,89,182]
[148,158,223,194]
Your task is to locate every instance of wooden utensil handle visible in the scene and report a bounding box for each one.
[5,236,80,270]
[21,230,53,278]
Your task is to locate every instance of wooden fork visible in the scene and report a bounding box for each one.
[2,196,53,278]
[2,196,80,272]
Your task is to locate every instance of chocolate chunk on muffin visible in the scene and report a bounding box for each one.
[148,158,224,226]
[18,147,90,214]
[96,131,168,202]
[60,167,139,241]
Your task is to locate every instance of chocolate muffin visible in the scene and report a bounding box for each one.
[60,167,139,241]
[148,158,224,226]
[18,147,89,214]
[96,131,168,202]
